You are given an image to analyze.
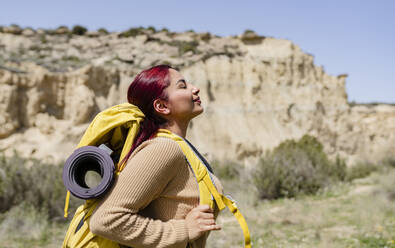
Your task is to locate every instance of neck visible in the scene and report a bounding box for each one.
[162,119,189,138]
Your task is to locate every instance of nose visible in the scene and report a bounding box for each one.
[192,85,200,94]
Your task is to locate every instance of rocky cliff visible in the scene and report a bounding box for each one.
[0,26,394,165]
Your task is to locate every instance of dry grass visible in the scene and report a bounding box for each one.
[1,165,394,248]
[0,203,66,248]
[207,167,395,248]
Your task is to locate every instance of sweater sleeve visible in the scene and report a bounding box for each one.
[89,138,189,248]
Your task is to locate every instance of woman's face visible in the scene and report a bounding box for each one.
[159,69,203,123]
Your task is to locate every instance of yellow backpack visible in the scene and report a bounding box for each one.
[62,103,251,248]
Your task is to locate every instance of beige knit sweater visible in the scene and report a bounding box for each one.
[89,137,223,248]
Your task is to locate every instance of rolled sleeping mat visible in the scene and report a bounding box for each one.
[63,145,115,199]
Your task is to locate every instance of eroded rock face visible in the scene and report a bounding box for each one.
[0,62,122,161]
[181,41,351,164]
[1,63,120,127]
[0,83,19,138]
[0,29,393,164]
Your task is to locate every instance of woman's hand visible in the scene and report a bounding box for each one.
[185,205,221,241]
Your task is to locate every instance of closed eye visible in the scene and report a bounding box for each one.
[177,79,187,88]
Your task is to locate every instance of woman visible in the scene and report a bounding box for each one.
[89,65,223,248]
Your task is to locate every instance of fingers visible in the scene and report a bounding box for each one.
[196,221,221,233]
[198,217,215,225]
[194,205,221,230]
[185,205,221,241]
[195,204,214,212]
[189,205,214,219]
[203,224,221,231]
[197,211,214,220]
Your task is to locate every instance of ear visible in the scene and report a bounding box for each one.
[153,98,170,116]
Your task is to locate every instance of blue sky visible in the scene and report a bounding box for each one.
[1,0,394,103]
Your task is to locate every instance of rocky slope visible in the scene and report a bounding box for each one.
[0,26,394,165]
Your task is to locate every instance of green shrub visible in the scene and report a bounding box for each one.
[200,32,211,43]
[253,135,347,199]
[97,28,109,34]
[45,29,57,35]
[0,153,81,219]
[384,156,395,168]
[346,162,378,181]
[61,55,80,62]
[54,25,70,35]
[10,24,21,29]
[166,40,199,56]
[0,203,49,243]
[71,25,87,35]
[243,29,255,35]
[332,156,348,181]
[119,27,145,38]
[241,30,265,45]
[211,160,240,180]
[147,26,156,33]
[39,34,47,44]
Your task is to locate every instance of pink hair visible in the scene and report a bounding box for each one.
[122,65,172,164]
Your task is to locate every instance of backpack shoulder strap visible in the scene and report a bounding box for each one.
[156,129,252,248]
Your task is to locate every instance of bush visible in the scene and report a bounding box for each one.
[0,153,81,219]
[243,29,256,35]
[97,28,109,34]
[167,40,199,56]
[211,160,240,180]
[332,156,348,181]
[0,203,49,242]
[383,156,395,168]
[241,30,265,45]
[54,25,70,35]
[71,25,87,35]
[61,55,80,62]
[345,162,378,181]
[119,27,145,38]
[253,135,347,199]
[200,32,211,43]
[39,34,47,44]
[147,26,156,33]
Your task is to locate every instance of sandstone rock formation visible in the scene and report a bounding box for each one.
[0,26,394,165]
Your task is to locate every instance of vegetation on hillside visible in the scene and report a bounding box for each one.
[0,135,394,247]
[252,135,346,199]
[0,153,81,219]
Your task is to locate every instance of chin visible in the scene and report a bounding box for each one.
[192,107,204,118]
[197,106,204,114]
